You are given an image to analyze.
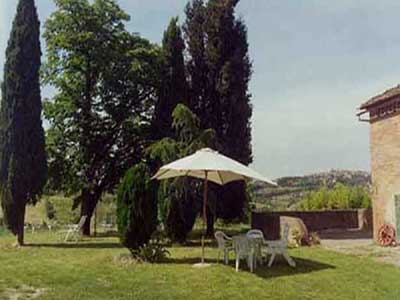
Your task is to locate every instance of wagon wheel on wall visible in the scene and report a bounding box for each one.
[378,224,396,246]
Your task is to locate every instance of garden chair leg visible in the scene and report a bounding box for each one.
[268,253,276,268]
[74,232,80,243]
[235,257,240,272]
[283,251,296,267]
[64,231,71,242]
[248,254,254,273]
[224,249,229,265]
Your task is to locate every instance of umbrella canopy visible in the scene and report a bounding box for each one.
[153,148,277,186]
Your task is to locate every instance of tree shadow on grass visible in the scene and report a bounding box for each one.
[25,242,123,249]
[182,240,215,247]
[163,255,334,279]
[163,257,220,264]
[94,231,119,238]
[252,256,335,279]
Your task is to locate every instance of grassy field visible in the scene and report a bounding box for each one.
[1,229,400,300]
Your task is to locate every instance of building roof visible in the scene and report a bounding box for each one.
[360,84,400,110]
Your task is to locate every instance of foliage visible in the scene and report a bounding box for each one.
[43,196,80,225]
[184,0,253,232]
[44,199,56,220]
[0,0,47,244]
[94,194,117,228]
[117,163,158,251]
[43,0,161,235]
[147,104,213,242]
[308,232,321,246]
[130,231,170,263]
[19,195,115,227]
[152,17,188,140]
[290,229,301,248]
[299,183,371,211]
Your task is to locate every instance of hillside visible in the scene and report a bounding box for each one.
[252,170,371,211]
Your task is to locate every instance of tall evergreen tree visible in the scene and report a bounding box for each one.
[0,0,47,246]
[184,0,253,234]
[152,17,188,140]
[184,0,208,124]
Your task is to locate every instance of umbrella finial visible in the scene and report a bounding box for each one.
[198,147,217,153]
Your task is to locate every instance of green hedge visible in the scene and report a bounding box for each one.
[299,183,371,211]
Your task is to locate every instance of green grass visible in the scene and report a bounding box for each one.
[0,226,5,237]
[0,231,400,300]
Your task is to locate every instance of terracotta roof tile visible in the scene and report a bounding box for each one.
[360,84,400,109]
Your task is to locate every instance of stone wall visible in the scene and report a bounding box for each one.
[252,209,372,240]
[370,113,400,241]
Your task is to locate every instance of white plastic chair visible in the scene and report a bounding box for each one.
[265,223,296,267]
[233,235,256,272]
[62,215,87,243]
[246,229,264,265]
[246,229,264,239]
[214,231,233,264]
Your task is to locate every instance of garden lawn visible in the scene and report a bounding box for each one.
[0,231,400,300]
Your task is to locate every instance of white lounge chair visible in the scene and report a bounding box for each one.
[62,215,87,243]
[215,231,233,264]
[265,223,296,267]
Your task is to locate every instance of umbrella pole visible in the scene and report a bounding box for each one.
[201,171,208,264]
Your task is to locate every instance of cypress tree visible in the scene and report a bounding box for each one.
[0,0,47,246]
[152,17,188,140]
[184,0,253,234]
[184,0,208,123]
[117,163,158,251]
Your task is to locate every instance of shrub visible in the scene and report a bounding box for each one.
[44,199,56,220]
[299,183,371,211]
[45,195,80,224]
[164,180,200,243]
[290,229,302,247]
[131,231,170,263]
[117,163,158,251]
[308,232,321,246]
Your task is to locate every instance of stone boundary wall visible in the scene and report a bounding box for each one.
[252,209,372,239]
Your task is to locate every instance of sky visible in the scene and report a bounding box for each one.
[1,0,400,178]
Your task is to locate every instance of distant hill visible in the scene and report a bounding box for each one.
[252,170,371,211]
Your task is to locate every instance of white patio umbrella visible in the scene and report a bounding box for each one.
[152,148,277,266]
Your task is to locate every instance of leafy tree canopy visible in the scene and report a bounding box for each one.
[43,0,162,235]
[147,104,214,242]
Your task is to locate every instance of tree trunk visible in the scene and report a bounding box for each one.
[205,184,219,237]
[80,189,101,236]
[206,206,215,237]
[17,205,26,246]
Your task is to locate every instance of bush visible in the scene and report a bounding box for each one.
[45,195,80,224]
[44,199,56,220]
[299,183,371,211]
[308,232,321,246]
[164,179,200,243]
[131,231,170,263]
[117,163,158,251]
[94,194,117,228]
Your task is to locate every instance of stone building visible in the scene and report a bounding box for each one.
[358,85,400,241]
